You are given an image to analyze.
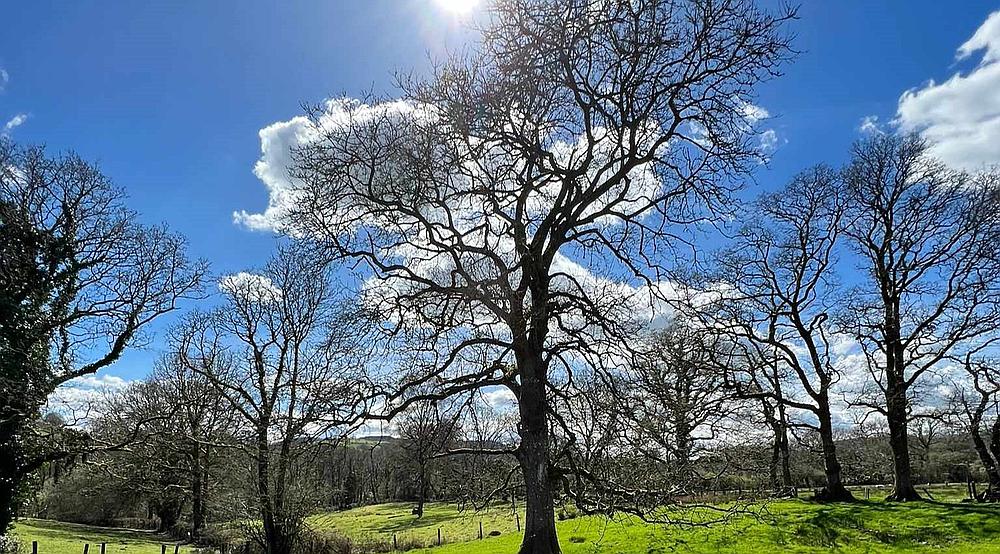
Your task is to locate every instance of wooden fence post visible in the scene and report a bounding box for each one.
[515,512,521,532]
[100,543,106,554]
[393,533,397,550]
[437,528,442,546]
[161,545,167,554]
[479,521,483,540]
[32,541,38,554]
[83,545,89,554]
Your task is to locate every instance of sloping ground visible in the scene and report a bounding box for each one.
[312,498,1000,553]
[13,519,191,554]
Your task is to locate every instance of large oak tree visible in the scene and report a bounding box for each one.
[276,1,794,551]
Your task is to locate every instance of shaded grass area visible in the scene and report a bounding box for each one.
[13,519,192,554]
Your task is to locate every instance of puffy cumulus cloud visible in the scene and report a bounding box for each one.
[2,113,27,136]
[896,10,1000,170]
[233,115,313,232]
[234,98,427,233]
[219,271,283,303]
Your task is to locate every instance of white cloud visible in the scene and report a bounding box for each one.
[0,68,8,92]
[858,115,881,135]
[2,113,27,136]
[233,115,313,232]
[234,98,423,233]
[759,128,779,156]
[896,10,1000,170]
[219,271,283,303]
[46,373,132,422]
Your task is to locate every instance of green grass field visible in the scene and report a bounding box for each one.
[11,519,192,554]
[13,486,1000,553]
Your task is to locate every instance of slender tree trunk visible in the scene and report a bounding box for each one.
[769,435,780,490]
[816,406,854,502]
[415,464,426,518]
[190,443,206,539]
[515,351,560,554]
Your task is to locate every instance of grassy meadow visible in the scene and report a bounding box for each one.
[13,486,1000,553]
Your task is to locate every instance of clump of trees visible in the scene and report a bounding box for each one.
[0,138,207,533]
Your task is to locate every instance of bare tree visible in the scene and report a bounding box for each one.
[395,399,460,517]
[282,1,793,551]
[623,322,730,487]
[948,356,1000,501]
[172,246,369,554]
[0,139,207,532]
[841,134,1000,501]
[705,167,855,501]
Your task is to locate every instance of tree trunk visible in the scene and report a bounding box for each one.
[777,404,793,488]
[0,423,22,533]
[815,408,854,502]
[415,465,426,518]
[515,352,560,554]
[884,382,920,501]
[971,417,1000,502]
[190,442,206,539]
[768,431,780,489]
[257,430,292,554]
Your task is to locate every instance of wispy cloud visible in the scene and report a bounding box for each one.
[858,115,881,135]
[0,68,8,92]
[2,113,28,136]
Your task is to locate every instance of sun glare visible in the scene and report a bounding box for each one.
[434,0,479,15]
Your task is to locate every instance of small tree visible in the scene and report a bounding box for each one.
[948,356,1000,501]
[0,139,206,532]
[173,246,369,554]
[395,399,459,517]
[624,322,730,487]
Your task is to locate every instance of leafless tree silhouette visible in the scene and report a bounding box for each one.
[286,1,794,550]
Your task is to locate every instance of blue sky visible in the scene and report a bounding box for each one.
[2,0,999,386]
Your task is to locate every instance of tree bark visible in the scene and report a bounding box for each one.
[777,403,793,488]
[415,465,427,518]
[884,381,920,501]
[190,442,206,539]
[515,351,560,554]
[257,430,292,554]
[815,407,854,502]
